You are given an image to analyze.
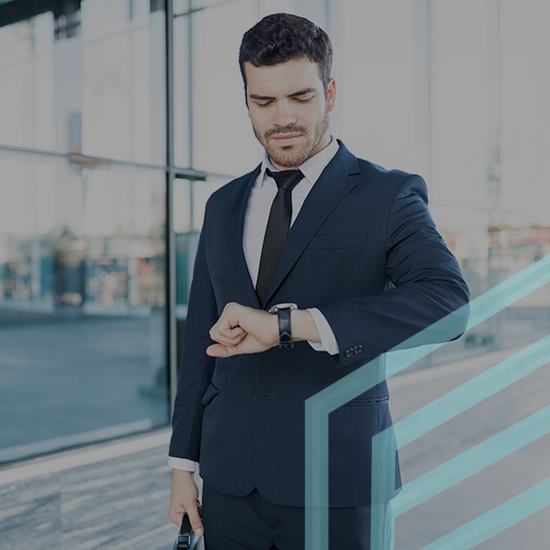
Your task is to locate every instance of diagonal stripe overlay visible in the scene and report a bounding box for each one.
[305,254,550,550]
[393,334,550,448]
[419,476,550,550]
[393,403,550,516]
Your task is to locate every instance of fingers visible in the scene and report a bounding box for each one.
[210,304,244,343]
[206,343,238,357]
[209,303,247,339]
[184,499,204,537]
[169,470,204,536]
[209,324,246,346]
[168,499,204,536]
[208,302,278,356]
[168,506,184,527]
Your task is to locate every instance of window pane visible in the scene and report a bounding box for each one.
[0,1,166,165]
[0,150,169,463]
[191,0,262,174]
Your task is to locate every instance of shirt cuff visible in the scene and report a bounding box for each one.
[168,456,200,473]
[306,308,340,355]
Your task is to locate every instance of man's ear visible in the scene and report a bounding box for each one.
[327,78,336,112]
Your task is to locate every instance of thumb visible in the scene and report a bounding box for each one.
[206,343,236,357]
[185,502,204,537]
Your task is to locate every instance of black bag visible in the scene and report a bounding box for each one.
[172,513,204,550]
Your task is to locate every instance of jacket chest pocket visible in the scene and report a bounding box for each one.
[307,233,369,250]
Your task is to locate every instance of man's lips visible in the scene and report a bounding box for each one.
[271,134,301,145]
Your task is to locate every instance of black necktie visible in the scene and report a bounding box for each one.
[256,168,304,307]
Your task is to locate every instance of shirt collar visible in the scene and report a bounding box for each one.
[259,136,340,187]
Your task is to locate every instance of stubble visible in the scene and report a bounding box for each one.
[252,106,329,169]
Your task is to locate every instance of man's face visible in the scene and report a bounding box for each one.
[244,58,336,170]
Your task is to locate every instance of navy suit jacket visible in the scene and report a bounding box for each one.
[169,141,469,507]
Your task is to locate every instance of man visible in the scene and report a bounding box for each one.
[168,13,469,550]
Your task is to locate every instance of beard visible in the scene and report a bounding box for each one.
[252,106,330,168]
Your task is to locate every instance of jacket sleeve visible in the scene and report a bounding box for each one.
[318,175,470,368]
[168,204,218,461]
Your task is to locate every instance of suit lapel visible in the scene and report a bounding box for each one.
[262,142,362,307]
[226,165,261,308]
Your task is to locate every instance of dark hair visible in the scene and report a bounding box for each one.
[239,13,333,95]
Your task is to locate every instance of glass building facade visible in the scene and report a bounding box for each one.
[0,0,171,462]
[1,0,550,465]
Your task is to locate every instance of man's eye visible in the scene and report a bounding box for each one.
[256,101,272,108]
[295,97,313,103]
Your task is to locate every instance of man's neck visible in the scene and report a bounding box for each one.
[308,133,332,160]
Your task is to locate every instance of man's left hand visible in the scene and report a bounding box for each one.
[207,302,279,357]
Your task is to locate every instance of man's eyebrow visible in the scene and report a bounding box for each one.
[249,94,276,101]
[288,88,316,98]
[248,88,317,101]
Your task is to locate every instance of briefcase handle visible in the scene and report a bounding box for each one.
[173,513,193,550]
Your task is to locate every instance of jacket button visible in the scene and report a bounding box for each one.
[354,345,363,354]
[345,348,354,358]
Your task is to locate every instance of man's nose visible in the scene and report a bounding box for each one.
[273,101,296,127]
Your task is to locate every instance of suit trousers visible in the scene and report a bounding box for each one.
[201,482,394,550]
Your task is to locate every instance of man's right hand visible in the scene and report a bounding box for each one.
[168,469,204,537]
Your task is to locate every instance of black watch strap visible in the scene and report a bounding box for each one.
[278,307,293,348]
[268,303,297,348]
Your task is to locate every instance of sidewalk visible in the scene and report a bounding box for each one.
[0,430,178,550]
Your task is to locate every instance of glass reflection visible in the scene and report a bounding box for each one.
[0,153,168,463]
[191,0,261,175]
[0,0,166,164]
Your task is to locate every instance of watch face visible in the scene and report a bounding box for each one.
[269,302,298,313]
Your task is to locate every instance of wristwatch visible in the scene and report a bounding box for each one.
[268,303,298,348]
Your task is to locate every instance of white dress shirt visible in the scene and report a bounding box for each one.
[169,137,341,472]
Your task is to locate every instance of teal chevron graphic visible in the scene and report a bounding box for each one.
[419,477,550,550]
[305,253,550,550]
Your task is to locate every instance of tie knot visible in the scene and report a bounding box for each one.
[266,168,304,191]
